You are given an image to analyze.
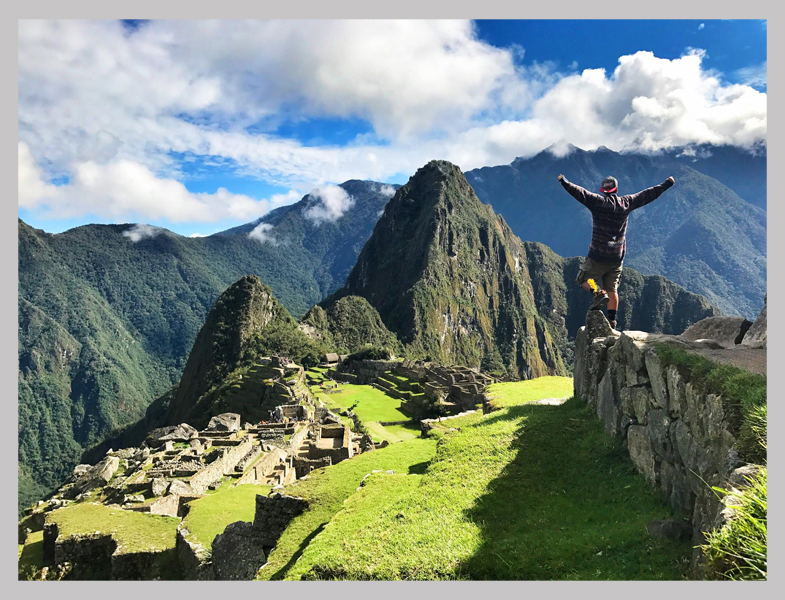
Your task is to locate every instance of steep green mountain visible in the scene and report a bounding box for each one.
[167,275,324,426]
[465,145,766,318]
[217,180,399,308]
[301,295,402,355]
[335,160,566,380]
[522,241,720,365]
[18,179,392,510]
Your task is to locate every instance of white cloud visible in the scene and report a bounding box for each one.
[735,61,767,88]
[18,142,57,208]
[18,144,301,223]
[303,185,355,224]
[123,223,163,242]
[377,184,396,198]
[18,21,767,225]
[248,222,278,245]
[698,23,705,30]
[189,233,206,238]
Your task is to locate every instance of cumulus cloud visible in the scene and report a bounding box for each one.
[303,185,355,224]
[248,222,278,245]
[18,143,300,223]
[189,233,206,238]
[18,142,57,208]
[18,20,767,225]
[123,223,163,242]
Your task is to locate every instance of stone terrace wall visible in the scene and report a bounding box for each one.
[574,312,755,562]
[338,359,399,384]
[253,493,309,546]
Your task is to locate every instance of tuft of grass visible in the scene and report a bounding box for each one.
[655,345,767,463]
[181,483,271,551]
[256,437,438,580]
[47,502,179,554]
[289,379,691,580]
[702,468,767,580]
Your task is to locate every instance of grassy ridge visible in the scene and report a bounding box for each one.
[288,378,691,580]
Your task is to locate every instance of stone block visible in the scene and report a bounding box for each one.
[644,349,669,411]
[597,370,620,436]
[648,409,674,462]
[629,387,652,425]
[627,425,657,486]
[666,365,687,419]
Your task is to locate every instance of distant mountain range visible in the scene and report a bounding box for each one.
[465,144,766,318]
[17,143,764,511]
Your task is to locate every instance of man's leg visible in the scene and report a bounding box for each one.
[607,292,619,310]
[603,263,623,329]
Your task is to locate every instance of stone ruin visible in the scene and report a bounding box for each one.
[378,360,494,417]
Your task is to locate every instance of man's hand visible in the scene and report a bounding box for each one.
[667,176,675,184]
[557,174,564,182]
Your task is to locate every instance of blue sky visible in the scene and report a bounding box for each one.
[18,19,766,237]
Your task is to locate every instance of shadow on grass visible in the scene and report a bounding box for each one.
[268,523,326,580]
[456,398,692,580]
[407,461,430,475]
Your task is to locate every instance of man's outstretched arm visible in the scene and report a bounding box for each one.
[627,176,675,210]
[557,174,601,209]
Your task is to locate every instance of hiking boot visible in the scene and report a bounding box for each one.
[590,289,610,310]
[610,320,618,330]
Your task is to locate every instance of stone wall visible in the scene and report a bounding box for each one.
[237,447,287,485]
[292,456,332,478]
[253,493,309,547]
[188,435,252,494]
[176,525,214,580]
[574,312,757,568]
[339,359,400,384]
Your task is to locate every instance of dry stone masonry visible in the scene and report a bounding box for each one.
[574,310,766,571]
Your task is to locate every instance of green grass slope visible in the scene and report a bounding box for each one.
[286,378,691,580]
[181,484,271,551]
[256,437,438,580]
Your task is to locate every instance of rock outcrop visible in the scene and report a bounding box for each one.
[741,296,767,348]
[682,316,753,348]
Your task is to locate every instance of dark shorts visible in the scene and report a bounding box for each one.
[576,256,623,294]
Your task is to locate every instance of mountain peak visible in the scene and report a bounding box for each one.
[341,160,565,379]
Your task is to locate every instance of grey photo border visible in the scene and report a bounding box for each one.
[3,1,777,598]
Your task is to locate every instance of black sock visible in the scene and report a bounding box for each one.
[607,309,617,322]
